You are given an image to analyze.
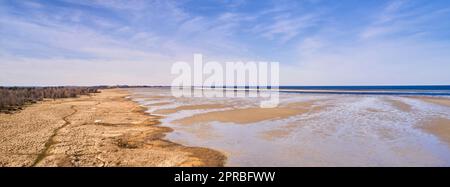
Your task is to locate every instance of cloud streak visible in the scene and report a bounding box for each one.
[1,0,449,86]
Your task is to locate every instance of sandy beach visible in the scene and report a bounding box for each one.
[0,89,225,167]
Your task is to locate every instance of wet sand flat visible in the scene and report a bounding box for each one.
[131,88,450,166]
[412,97,450,146]
[420,118,450,146]
[416,97,450,107]
[386,98,413,112]
[154,104,229,115]
[0,89,225,167]
[173,103,316,125]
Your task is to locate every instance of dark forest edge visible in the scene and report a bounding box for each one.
[0,85,168,113]
[0,86,96,113]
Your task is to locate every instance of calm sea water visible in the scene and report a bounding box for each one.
[196,85,450,96]
[278,85,450,96]
[280,85,450,90]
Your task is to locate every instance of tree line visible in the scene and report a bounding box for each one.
[0,87,100,113]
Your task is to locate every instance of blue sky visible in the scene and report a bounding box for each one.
[1,0,450,86]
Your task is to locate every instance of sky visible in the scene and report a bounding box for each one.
[1,0,450,86]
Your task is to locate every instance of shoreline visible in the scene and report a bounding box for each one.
[0,88,226,167]
[122,92,227,166]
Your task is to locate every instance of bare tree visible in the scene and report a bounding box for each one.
[0,87,100,112]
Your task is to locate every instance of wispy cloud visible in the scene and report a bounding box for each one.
[360,0,450,40]
[1,0,449,86]
[253,13,318,43]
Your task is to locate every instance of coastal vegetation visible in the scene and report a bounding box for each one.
[0,87,100,113]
